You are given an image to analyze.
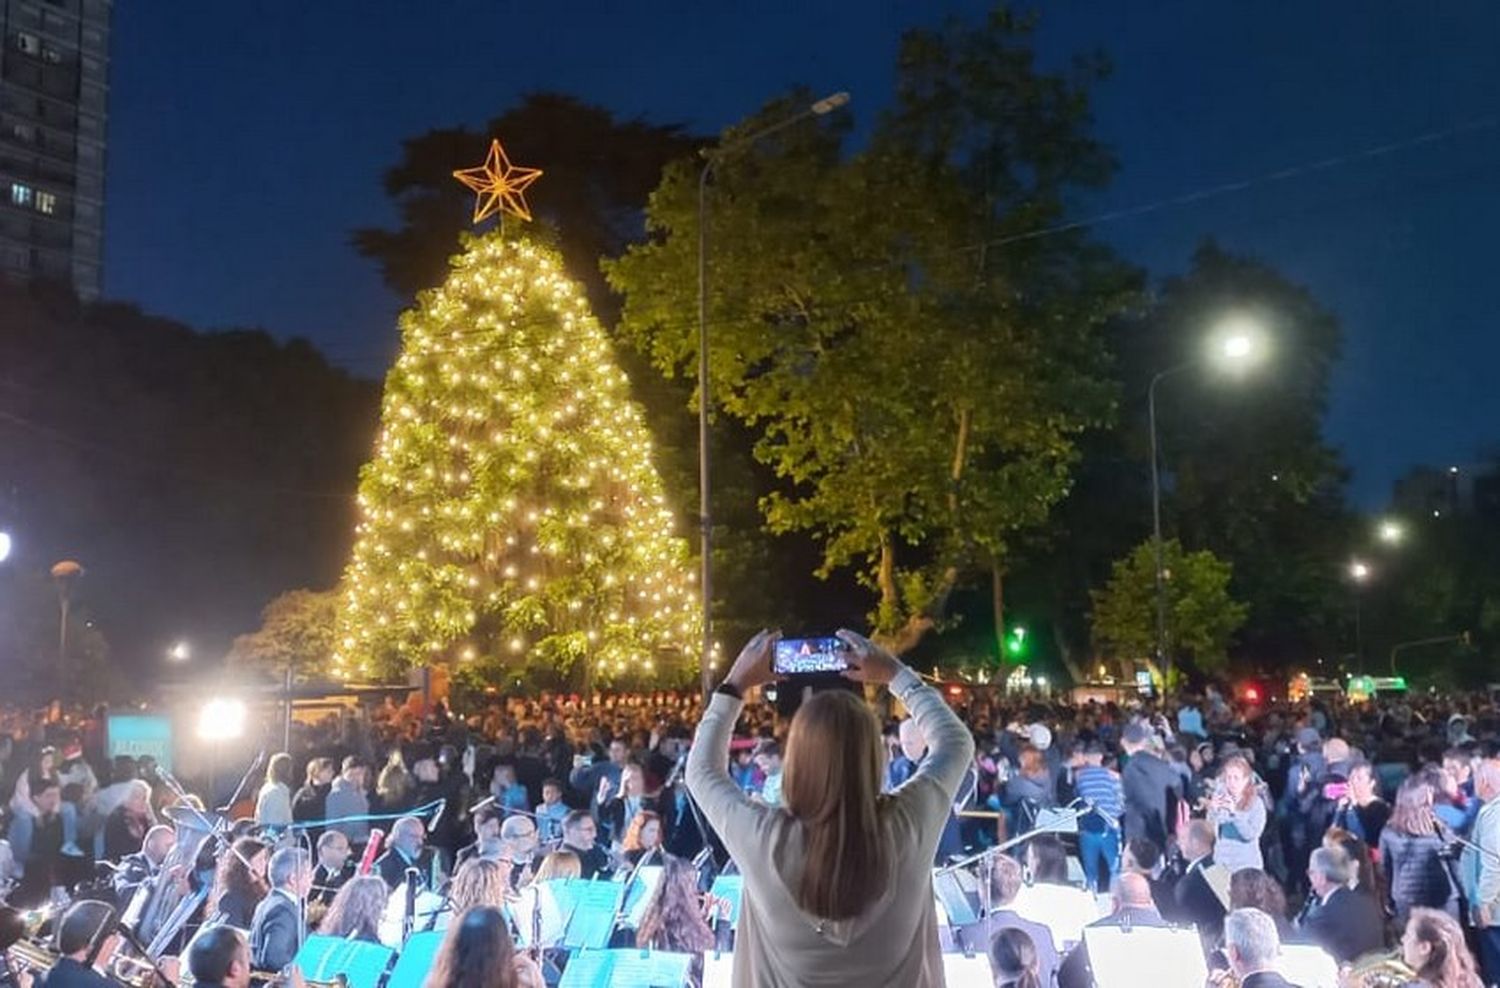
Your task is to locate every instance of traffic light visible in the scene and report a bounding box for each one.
[1005,625,1028,659]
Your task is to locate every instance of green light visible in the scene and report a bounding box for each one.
[1005,625,1029,658]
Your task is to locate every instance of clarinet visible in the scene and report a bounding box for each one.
[402,867,420,943]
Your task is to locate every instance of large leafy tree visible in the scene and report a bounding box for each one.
[227,588,338,681]
[1135,243,1354,663]
[607,7,1137,653]
[1091,538,1248,675]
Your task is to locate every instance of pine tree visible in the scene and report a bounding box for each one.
[334,231,699,687]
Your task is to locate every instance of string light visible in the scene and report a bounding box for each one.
[333,231,700,684]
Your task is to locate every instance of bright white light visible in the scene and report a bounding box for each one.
[168,641,191,662]
[1208,315,1268,372]
[1036,675,1048,686]
[0,531,10,564]
[1376,520,1405,545]
[1348,560,1371,582]
[197,698,247,742]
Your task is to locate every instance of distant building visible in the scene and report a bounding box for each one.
[0,0,110,300]
[1392,462,1500,522]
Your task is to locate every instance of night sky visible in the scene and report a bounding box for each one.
[104,1,1500,507]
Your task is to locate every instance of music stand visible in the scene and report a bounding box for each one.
[1082,926,1207,988]
[558,948,693,987]
[385,931,443,988]
[292,935,395,988]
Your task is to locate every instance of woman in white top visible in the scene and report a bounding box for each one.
[1207,754,1266,873]
[686,629,975,988]
[255,752,294,828]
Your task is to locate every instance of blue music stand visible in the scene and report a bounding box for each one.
[292,935,395,988]
[559,948,694,988]
[385,930,443,988]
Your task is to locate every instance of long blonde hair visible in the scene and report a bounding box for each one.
[450,858,509,913]
[782,690,892,921]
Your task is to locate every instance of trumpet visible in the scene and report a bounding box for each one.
[6,939,60,978]
[108,948,177,988]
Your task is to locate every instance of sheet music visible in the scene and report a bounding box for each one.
[709,874,743,927]
[1083,926,1208,988]
[701,952,734,988]
[1279,944,1339,988]
[550,878,626,950]
[622,866,664,928]
[292,935,395,988]
[943,952,998,987]
[559,948,693,987]
[385,931,443,988]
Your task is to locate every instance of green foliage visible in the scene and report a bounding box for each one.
[1091,538,1248,672]
[226,588,339,680]
[606,8,1137,651]
[335,234,699,686]
[1152,244,1353,660]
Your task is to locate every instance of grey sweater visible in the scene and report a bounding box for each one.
[686,669,974,987]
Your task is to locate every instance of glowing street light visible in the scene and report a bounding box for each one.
[1150,314,1270,683]
[1376,520,1405,546]
[0,531,11,564]
[197,697,247,742]
[1348,560,1371,582]
[168,641,191,662]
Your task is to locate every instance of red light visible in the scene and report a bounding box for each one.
[1244,687,1260,702]
[947,685,963,697]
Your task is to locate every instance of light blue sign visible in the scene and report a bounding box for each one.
[108,715,173,771]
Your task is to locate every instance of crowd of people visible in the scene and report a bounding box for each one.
[2,637,1500,987]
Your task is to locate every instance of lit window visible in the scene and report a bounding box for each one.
[41,47,61,65]
[14,32,39,56]
[10,182,32,207]
[35,191,55,215]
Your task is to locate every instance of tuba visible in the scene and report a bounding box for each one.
[137,804,223,946]
[1343,950,1418,988]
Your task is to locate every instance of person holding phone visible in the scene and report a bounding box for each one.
[687,628,975,986]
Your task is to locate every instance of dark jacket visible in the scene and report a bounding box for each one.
[1241,972,1300,988]
[1171,857,1228,945]
[1301,886,1385,963]
[1378,828,1456,918]
[375,846,436,893]
[1057,908,1170,988]
[1122,750,1183,849]
[310,863,354,908]
[977,910,1059,988]
[38,957,114,988]
[250,889,303,972]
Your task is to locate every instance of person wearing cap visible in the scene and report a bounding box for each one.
[1120,721,1181,851]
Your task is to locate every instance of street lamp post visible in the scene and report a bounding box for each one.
[1148,321,1267,685]
[1349,559,1371,672]
[696,90,850,700]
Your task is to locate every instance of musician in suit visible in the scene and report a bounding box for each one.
[375,815,437,893]
[976,855,1059,988]
[250,847,312,973]
[1169,819,1230,947]
[1057,873,1169,988]
[186,925,252,988]
[112,824,177,904]
[560,810,611,880]
[1224,907,1297,988]
[1299,845,1385,963]
[37,900,120,988]
[309,830,353,909]
[454,803,504,869]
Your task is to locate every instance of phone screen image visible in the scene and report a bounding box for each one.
[773,637,850,675]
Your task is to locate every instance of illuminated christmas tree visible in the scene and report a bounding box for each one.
[333,140,699,686]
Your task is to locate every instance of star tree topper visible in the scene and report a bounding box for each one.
[453,138,543,224]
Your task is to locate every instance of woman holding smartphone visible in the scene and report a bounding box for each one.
[687,629,975,987]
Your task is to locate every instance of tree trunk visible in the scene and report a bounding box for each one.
[948,406,972,515]
[990,554,1006,665]
[1052,624,1088,686]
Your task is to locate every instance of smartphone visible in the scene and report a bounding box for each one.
[773,636,850,676]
